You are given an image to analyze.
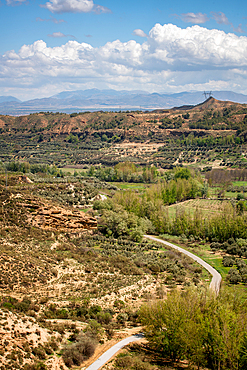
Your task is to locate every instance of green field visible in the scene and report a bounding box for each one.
[199,253,230,279]
[111,182,147,190]
[232,180,247,186]
[167,198,231,218]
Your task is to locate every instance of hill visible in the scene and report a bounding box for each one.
[0,97,247,170]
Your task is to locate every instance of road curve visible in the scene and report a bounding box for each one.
[144,235,222,295]
[86,334,144,370]
[85,238,221,369]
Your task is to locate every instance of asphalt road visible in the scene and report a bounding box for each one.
[144,235,222,295]
[85,334,144,370]
[86,236,222,369]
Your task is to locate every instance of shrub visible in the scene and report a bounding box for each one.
[32,345,46,360]
[62,333,97,367]
[222,256,235,267]
[115,355,133,368]
[117,313,128,324]
[84,320,103,339]
[96,311,112,325]
[23,362,47,370]
[88,304,102,317]
[115,354,153,370]
[227,269,242,284]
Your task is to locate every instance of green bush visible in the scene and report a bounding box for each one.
[227,269,242,284]
[222,256,235,267]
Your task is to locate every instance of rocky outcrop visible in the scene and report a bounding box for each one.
[33,206,97,232]
[18,175,33,183]
[17,198,97,233]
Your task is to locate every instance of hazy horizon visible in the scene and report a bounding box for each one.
[1,0,247,100]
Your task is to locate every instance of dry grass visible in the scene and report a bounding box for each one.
[0,177,213,369]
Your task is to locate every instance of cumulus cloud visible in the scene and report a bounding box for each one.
[133,29,148,37]
[42,0,94,13]
[1,24,247,97]
[211,12,229,25]
[181,12,209,24]
[36,16,66,24]
[41,0,110,14]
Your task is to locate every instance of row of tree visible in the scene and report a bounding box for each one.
[205,168,247,185]
[97,194,247,241]
[95,162,158,183]
[94,162,247,240]
[3,161,64,177]
[2,160,159,183]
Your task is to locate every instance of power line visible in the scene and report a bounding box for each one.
[203,91,213,100]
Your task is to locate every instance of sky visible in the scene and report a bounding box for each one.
[1,0,247,100]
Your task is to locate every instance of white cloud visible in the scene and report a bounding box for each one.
[232,24,244,33]
[148,24,247,68]
[211,12,229,25]
[210,12,245,34]
[36,16,66,24]
[93,4,111,14]
[133,29,148,37]
[48,32,75,38]
[1,24,247,98]
[48,32,66,37]
[6,0,26,4]
[41,0,111,14]
[181,12,209,24]
[42,0,94,14]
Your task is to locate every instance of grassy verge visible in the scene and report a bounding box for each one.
[157,235,231,281]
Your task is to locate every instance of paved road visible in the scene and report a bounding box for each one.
[86,334,144,370]
[85,236,221,369]
[144,235,222,295]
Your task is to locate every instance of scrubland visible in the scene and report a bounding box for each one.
[1,98,247,369]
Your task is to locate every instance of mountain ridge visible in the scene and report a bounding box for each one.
[1,90,247,115]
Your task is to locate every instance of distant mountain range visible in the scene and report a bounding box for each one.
[1,89,247,116]
[0,96,21,104]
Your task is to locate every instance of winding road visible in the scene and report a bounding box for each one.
[144,235,222,295]
[86,236,222,369]
[85,334,144,370]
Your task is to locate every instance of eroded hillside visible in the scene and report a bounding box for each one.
[0,174,210,369]
[1,98,247,170]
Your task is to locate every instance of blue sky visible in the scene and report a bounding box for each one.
[1,0,247,100]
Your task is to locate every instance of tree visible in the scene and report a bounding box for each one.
[88,165,95,177]
[67,133,79,143]
[139,289,189,361]
[174,167,191,180]
[139,288,247,369]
